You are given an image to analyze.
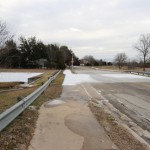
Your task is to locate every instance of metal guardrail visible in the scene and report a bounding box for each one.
[0,70,61,131]
[129,71,150,77]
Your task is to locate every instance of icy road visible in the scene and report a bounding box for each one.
[29,67,150,150]
[74,66,150,133]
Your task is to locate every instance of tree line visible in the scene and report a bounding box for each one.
[1,21,150,71]
[80,56,112,66]
[82,34,150,71]
[114,34,150,71]
[0,21,79,69]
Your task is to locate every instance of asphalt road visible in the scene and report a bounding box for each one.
[29,67,150,149]
[75,66,150,132]
[29,68,117,150]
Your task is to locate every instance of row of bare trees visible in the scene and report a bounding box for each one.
[82,34,150,71]
[114,34,150,71]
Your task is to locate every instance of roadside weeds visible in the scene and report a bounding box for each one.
[0,73,64,150]
[89,101,150,150]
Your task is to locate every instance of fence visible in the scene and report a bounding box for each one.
[129,71,150,77]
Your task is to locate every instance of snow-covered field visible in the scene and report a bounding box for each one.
[0,72,43,83]
[63,70,97,85]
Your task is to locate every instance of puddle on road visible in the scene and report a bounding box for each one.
[46,100,65,107]
[65,114,116,150]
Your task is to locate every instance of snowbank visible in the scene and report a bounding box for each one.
[63,70,97,85]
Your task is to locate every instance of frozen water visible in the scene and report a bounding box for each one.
[48,100,65,106]
[63,70,97,85]
[0,72,43,83]
[101,74,148,79]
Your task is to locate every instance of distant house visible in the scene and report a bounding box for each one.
[80,59,90,66]
[36,59,48,68]
[80,63,84,66]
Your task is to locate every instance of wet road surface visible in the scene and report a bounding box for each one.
[29,74,117,150]
[75,67,150,132]
[29,66,150,149]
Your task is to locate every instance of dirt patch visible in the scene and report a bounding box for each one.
[0,82,20,89]
[89,101,149,150]
[0,73,64,150]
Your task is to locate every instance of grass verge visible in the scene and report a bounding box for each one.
[89,101,149,150]
[0,82,20,89]
[0,72,64,150]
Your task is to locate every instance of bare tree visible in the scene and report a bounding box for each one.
[114,53,127,69]
[0,21,9,48]
[134,34,150,71]
[0,21,13,48]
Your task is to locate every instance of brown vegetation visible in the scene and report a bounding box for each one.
[0,82,19,89]
[89,102,149,150]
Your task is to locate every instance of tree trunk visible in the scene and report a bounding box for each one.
[143,57,146,71]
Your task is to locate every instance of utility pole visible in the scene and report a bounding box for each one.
[71,53,74,71]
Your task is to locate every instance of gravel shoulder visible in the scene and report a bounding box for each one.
[89,100,150,150]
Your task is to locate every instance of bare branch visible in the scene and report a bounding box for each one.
[134,34,150,71]
[114,53,127,69]
[0,21,13,48]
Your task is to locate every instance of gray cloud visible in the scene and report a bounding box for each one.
[0,0,150,61]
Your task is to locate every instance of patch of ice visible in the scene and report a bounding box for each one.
[48,100,65,106]
[101,74,148,79]
[20,83,34,87]
[63,70,97,86]
[0,72,43,83]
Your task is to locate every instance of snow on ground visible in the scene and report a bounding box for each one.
[101,74,148,79]
[63,70,97,86]
[0,72,43,83]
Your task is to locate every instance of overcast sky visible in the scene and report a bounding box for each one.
[0,0,150,61]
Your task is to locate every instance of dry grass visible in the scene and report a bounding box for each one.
[95,66,150,72]
[0,72,65,150]
[32,73,64,109]
[0,70,56,113]
[0,87,37,113]
[33,70,57,86]
[95,66,129,71]
[0,82,20,89]
[89,102,149,150]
